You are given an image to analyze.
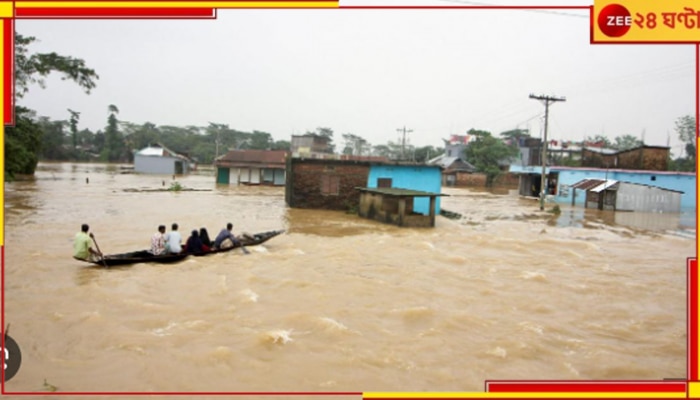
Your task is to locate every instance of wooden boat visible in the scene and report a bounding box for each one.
[81,230,284,267]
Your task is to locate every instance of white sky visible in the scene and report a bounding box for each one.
[16,0,698,157]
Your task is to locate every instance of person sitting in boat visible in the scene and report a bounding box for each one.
[213,223,242,249]
[185,230,205,254]
[151,225,167,255]
[165,223,183,254]
[73,223,102,262]
[199,228,214,248]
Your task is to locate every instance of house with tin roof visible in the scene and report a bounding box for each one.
[215,149,288,186]
[134,144,191,175]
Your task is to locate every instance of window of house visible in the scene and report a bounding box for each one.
[321,175,340,195]
[377,178,392,188]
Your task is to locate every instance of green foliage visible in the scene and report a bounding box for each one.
[5,107,42,180]
[102,104,125,162]
[674,115,696,171]
[612,134,643,151]
[14,34,99,99]
[463,128,519,186]
[37,117,69,160]
[168,181,183,191]
[499,128,530,141]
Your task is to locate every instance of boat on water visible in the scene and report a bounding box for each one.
[80,230,284,267]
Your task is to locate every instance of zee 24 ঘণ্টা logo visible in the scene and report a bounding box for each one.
[2,333,22,382]
[597,2,700,41]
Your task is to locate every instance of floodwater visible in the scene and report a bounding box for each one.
[2,162,695,395]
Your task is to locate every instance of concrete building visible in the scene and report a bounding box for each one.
[366,164,443,215]
[134,144,191,175]
[510,165,695,212]
[285,159,444,216]
[357,187,446,227]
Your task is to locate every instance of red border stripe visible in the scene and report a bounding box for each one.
[3,19,13,126]
[15,7,216,18]
[691,258,698,381]
[486,382,687,393]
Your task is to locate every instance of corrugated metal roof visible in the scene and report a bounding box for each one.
[590,180,619,193]
[570,178,618,192]
[137,146,165,156]
[216,150,288,165]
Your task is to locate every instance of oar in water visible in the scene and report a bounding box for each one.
[239,240,250,255]
[89,233,110,268]
[236,233,250,255]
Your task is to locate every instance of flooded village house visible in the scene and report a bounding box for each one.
[286,155,445,227]
[509,142,695,212]
[214,149,287,185]
[134,144,192,175]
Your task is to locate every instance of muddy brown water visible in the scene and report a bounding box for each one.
[2,162,693,395]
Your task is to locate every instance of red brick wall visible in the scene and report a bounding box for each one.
[617,147,668,170]
[288,160,370,210]
[450,172,519,188]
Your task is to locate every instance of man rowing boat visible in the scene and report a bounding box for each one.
[73,224,102,262]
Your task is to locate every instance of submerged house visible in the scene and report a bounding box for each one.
[358,164,445,227]
[215,150,287,185]
[285,158,374,210]
[285,159,445,227]
[510,143,695,213]
[568,178,683,213]
[134,144,191,175]
[511,165,695,212]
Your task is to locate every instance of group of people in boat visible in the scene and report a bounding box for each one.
[72,222,244,262]
[151,222,243,255]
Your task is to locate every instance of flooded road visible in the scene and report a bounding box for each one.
[2,163,694,394]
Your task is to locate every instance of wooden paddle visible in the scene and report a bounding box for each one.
[89,233,110,268]
[239,238,250,255]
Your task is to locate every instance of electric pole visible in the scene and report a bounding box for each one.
[529,93,566,211]
[397,126,413,160]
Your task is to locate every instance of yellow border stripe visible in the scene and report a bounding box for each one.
[364,393,687,399]
[0,2,12,17]
[16,1,338,8]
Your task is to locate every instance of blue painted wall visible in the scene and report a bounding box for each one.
[553,168,696,210]
[367,165,443,214]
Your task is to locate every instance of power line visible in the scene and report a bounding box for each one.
[397,126,413,160]
[529,93,566,211]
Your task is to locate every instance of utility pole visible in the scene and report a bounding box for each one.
[397,126,413,160]
[529,93,566,211]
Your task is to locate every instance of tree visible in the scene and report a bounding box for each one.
[102,104,125,162]
[249,131,273,150]
[271,140,290,151]
[464,128,519,186]
[307,127,335,153]
[14,33,99,99]
[612,134,643,151]
[37,117,68,160]
[8,33,99,178]
[673,115,696,172]
[341,133,370,156]
[413,145,441,163]
[5,107,42,180]
[68,109,80,149]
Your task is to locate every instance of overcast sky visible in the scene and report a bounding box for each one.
[16,0,697,156]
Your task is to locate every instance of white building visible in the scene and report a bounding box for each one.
[134,144,191,175]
